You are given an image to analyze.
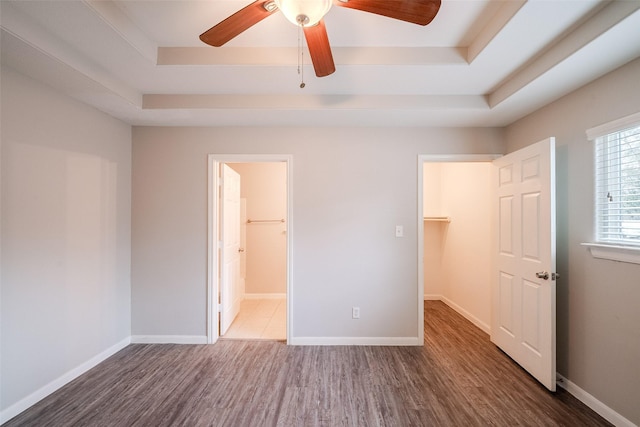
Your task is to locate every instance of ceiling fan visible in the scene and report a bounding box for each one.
[200,0,441,78]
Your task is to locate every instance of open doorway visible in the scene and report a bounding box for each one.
[222,162,287,340]
[419,155,499,335]
[419,142,557,391]
[208,155,292,344]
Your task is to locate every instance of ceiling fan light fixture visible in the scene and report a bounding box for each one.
[275,0,332,27]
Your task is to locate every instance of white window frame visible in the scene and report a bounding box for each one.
[582,112,640,265]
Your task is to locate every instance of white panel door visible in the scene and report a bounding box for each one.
[492,138,557,391]
[220,164,242,335]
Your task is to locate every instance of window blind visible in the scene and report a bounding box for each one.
[595,123,640,246]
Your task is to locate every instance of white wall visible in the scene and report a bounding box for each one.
[229,162,287,295]
[423,163,444,298]
[131,127,504,342]
[441,163,492,330]
[506,57,640,426]
[423,162,492,331]
[0,68,132,418]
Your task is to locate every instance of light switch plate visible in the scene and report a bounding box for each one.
[395,225,403,237]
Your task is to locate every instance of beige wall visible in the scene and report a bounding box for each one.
[131,127,504,341]
[423,163,444,298]
[229,162,287,295]
[423,162,492,331]
[1,68,132,415]
[506,57,640,425]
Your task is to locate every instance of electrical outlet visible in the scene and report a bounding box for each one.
[352,307,360,319]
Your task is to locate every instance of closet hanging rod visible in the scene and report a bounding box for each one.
[423,216,451,223]
[246,218,285,224]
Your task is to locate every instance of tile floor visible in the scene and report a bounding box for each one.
[222,298,286,341]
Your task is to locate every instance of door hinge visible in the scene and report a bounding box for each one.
[552,273,560,280]
[217,303,222,313]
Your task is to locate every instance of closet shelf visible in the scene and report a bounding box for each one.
[423,216,451,223]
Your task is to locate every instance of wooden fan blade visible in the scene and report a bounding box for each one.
[200,0,278,47]
[334,0,441,26]
[303,21,336,77]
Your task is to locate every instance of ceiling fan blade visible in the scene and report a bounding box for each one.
[334,0,441,26]
[200,0,278,47]
[303,21,336,77]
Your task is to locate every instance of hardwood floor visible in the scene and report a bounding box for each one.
[5,301,611,426]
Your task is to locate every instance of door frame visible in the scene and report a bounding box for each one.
[417,154,501,342]
[207,154,293,344]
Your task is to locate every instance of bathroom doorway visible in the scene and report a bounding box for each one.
[222,162,287,341]
[208,155,292,344]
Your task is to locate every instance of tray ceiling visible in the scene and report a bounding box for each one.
[2,0,639,127]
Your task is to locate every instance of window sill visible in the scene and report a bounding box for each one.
[581,243,640,265]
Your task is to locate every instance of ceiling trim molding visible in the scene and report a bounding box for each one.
[82,0,158,64]
[1,2,141,108]
[488,1,640,108]
[142,94,488,111]
[467,0,526,63]
[157,46,467,66]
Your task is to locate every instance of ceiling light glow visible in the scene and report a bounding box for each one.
[275,0,332,27]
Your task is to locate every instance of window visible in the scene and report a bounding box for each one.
[595,123,640,246]
[583,112,640,264]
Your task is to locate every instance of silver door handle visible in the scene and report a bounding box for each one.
[536,271,549,280]
[238,248,245,253]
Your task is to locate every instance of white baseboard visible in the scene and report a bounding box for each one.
[289,336,422,346]
[130,335,207,344]
[244,293,286,300]
[556,374,636,427]
[424,295,490,334]
[0,337,130,425]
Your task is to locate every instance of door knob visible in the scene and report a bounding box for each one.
[238,248,245,253]
[536,271,549,280]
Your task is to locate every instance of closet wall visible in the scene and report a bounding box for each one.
[229,163,287,296]
[423,162,492,331]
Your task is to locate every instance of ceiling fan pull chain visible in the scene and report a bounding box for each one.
[298,24,305,89]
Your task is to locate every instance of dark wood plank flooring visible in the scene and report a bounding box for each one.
[5,301,611,426]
